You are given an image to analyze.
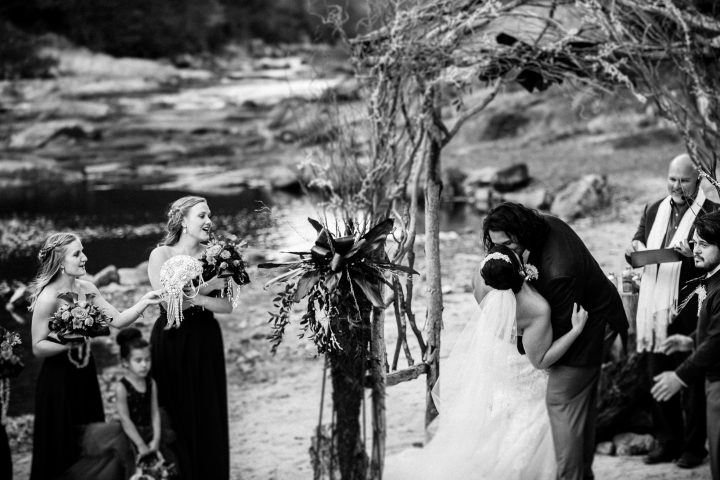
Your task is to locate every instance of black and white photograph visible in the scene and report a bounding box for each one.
[1,1,720,479]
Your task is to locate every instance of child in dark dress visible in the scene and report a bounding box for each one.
[115,328,178,478]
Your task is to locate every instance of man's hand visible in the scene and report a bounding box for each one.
[673,238,694,258]
[659,334,694,354]
[651,371,685,402]
[625,240,646,259]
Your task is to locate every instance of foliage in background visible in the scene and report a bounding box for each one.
[0,210,273,282]
[0,20,56,79]
[581,0,720,180]
[0,0,370,60]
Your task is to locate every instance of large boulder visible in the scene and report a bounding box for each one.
[267,166,300,191]
[497,188,552,210]
[464,166,500,190]
[596,353,654,442]
[470,187,494,212]
[318,77,362,103]
[93,265,119,288]
[6,284,30,311]
[613,433,656,456]
[550,174,609,220]
[441,167,468,202]
[117,267,149,286]
[480,111,531,140]
[9,120,101,149]
[0,158,85,187]
[492,163,530,192]
[18,100,111,120]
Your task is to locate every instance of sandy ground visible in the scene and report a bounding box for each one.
[221,163,714,480]
[10,127,717,479]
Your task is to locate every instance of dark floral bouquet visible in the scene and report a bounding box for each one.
[259,218,416,354]
[131,450,179,480]
[48,292,112,344]
[0,326,23,379]
[201,236,250,309]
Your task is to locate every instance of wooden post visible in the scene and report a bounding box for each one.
[369,307,386,479]
[423,127,443,427]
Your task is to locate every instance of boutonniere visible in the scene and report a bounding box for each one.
[522,264,539,282]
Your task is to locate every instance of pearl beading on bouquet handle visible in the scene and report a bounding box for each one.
[222,279,241,310]
[159,255,205,329]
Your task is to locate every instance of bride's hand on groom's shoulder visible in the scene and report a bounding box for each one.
[570,303,588,334]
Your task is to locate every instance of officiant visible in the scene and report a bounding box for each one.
[625,153,716,468]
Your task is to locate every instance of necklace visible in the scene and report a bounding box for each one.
[67,339,91,369]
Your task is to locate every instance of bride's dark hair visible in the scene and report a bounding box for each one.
[480,245,524,293]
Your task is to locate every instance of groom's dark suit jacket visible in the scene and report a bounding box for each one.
[527,214,629,367]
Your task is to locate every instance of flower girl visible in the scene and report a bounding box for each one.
[115,328,178,479]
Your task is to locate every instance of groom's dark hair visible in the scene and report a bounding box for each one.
[482,202,549,252]
[695,210,720,247]
[481,245,524,293]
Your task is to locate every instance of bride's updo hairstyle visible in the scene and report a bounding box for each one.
[480,245,524,293]
[160,195,207,246]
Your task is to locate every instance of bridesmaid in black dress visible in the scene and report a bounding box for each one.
[148,196,231,480]
[28,232,162,480]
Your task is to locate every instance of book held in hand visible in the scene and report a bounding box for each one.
[630,248,683,268]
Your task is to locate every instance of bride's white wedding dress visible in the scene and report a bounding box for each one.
[384,288,556,480]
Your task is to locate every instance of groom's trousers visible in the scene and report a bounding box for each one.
[546,364,601,480]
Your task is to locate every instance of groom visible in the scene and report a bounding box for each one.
[483,202,629,480]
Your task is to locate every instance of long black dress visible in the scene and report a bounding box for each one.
[30,347,105,480]
[1,422,11,480]
[151,304,229,479]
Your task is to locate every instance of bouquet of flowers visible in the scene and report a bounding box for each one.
[159,254,205,329]
[130,450,179,480]
[0,326,23,379]
[48,292,112,344]
[201,236,250,309]
[259,218,417,354]
[1,326,23,424]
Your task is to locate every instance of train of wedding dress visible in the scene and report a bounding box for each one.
[384,289,556,480]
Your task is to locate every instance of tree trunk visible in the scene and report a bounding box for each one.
[369,307,386,479]
[424,133,443,427]
[329,280,373,480]
[330,351,367,480]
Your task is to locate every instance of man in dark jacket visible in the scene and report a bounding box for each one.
[484,202,628,480]
[626,153,714,468]
[652,210,720,480]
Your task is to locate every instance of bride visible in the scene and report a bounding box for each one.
[384,245,588,480]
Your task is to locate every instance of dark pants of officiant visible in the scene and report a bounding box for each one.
[647,351,707,456]
[547,365,601,480]
[707,380,720,480]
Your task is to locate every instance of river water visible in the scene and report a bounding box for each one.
[1,182,486,416]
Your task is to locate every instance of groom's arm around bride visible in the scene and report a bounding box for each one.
[484,202,629,480]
